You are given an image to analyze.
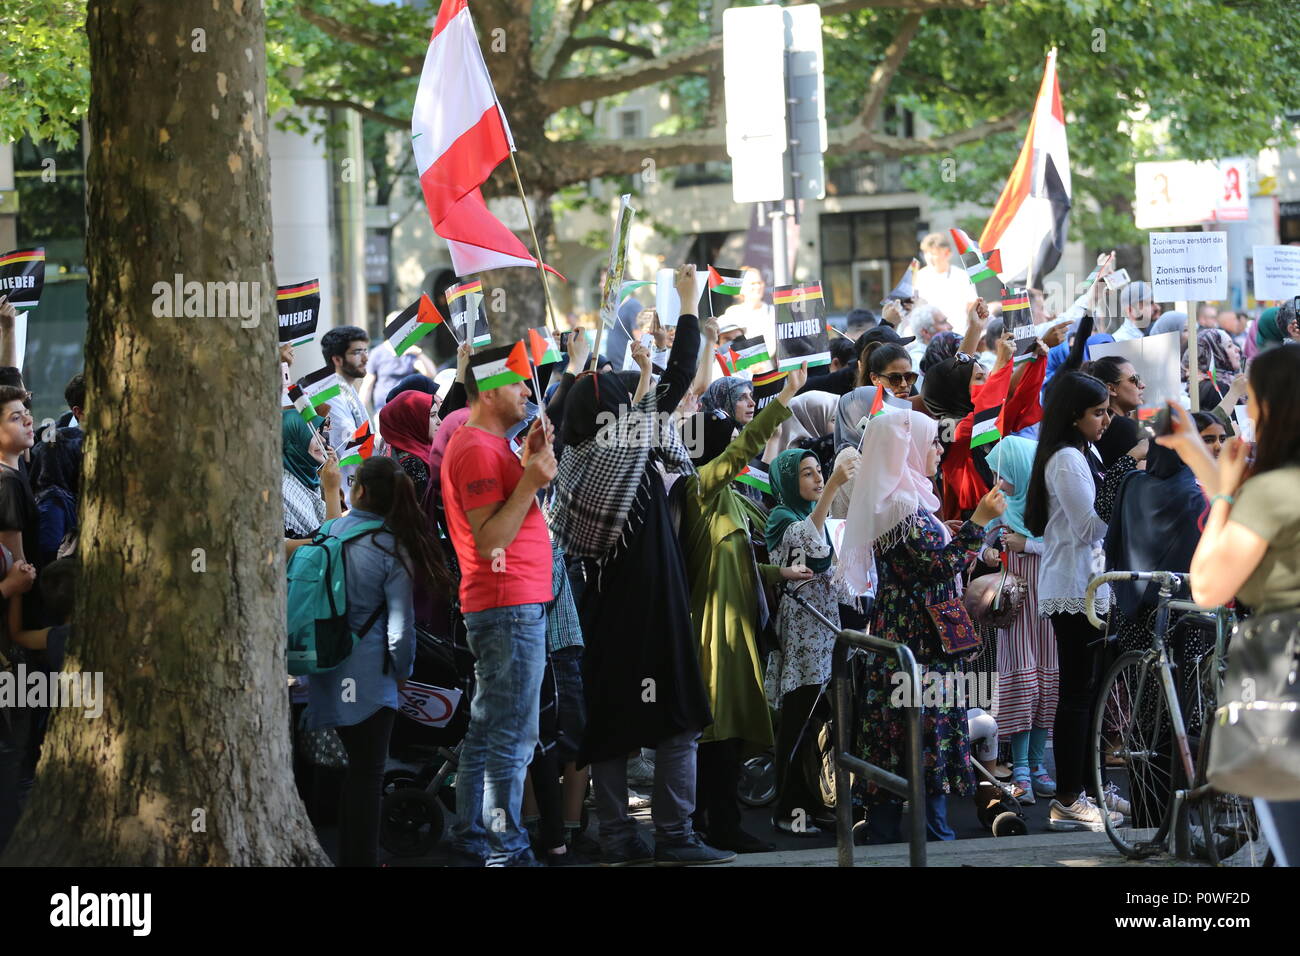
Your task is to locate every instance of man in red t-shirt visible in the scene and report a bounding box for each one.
[441,367,556,867]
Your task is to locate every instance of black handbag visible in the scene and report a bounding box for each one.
[1207,609,1300,800]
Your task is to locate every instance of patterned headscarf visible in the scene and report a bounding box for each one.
[700,376,753,421]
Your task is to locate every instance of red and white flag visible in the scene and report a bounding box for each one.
[979,49,1071,286]
[412,0,540,275]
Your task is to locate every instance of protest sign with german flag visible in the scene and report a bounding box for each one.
[385,293,443,356]
[448,277,491,347]
[774,281,830,370]
[1000,286,1038,358]
[469,340,531,392]
[751,367,788,412]
[277,279,320,346]
[0,248,45,310]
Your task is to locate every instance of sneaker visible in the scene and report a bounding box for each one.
[1031,767,1057,797]
[1100,782,1131,818]
[772,815,823,837]
[627,788,652,811]
[654,835,736,866]
[1011,777,1035,806]
[627,754,656,787]
[598,833,655,867]
[1047,797,1122,832]
[706,827,777,854]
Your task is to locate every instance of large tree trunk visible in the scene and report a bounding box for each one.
[2,0,328,866]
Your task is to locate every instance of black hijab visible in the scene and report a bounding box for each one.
[1104,441,1206,617]
[921,355,976,418]
[561,371,633,446]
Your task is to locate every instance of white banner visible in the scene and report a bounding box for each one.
[1252,245,1300,302]
[1149,232,1227,301]
[397,681,463,728]
[1091,330,1184,409]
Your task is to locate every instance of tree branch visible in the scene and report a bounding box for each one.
[534,0,585,78]
[559,36,657,64]
[543,0,987,110]
[294,3,425,76]
[830,108,1029,155]
[293,95,408,130]
[857,12,923,133]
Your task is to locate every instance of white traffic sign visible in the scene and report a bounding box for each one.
[783,5,827,201]
[724,5,788,203]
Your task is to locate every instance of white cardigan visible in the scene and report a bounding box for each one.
[1037,446,1111,618]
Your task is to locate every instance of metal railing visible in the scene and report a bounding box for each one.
[782,583,927,867]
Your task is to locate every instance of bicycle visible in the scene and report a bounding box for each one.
[1084,571,1270,866]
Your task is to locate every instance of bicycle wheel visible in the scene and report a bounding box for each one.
[1189,653,1273,866]
[1091,651,1177,858]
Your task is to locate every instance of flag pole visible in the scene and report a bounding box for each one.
[507,150,563,338]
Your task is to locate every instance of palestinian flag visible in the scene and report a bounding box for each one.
[528,327,562,366]
[868,385,886,420]
[950,228,1005,301]
[732,335,771,370]
[0,248,45,309]
[979,49,1071,286]
[970,405,1003,448]
[298,365,341,408]
[338,421,375,467]
[470,340,530,392]
[385,293,443,356]
[287,384,318,422]
[277,279,321,346]
[735,465,771,495]
[708,266,744,296]
[716,347,740,377]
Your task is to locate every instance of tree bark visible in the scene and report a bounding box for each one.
[2,0,329,866]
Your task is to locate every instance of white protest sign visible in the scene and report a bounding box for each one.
[1234,405,1255,444]
[1149,232,1227,302]
[14,312,26,372]
[655,268,680,327]
[1091,330,1184,409]
[1252,245,1300,302]
[397,681,463,728]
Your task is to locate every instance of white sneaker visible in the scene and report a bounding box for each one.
[1048,797,1122,832]
[1100,782,1131,818]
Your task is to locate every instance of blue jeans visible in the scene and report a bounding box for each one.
[451,603,547,866]
[865,793,956,843]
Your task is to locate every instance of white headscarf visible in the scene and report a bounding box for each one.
[838,410,942,594]
[762,390,839,463]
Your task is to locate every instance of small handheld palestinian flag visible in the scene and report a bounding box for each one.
[732,335,771,371]
[276,279,320,346]
[867,385,886,420]
[774,281,830,370]
[448,277,491,347]
[385,293,444,356]
[528,327,562,366]
[708,266,744,296]
[1000,287,1037,358]
[716,346,740,377]
[751,368,788,412]
[950,228,1006,301]
[298,365,341,409]
[970,405,1003,449]
[0,248,45,309]
[338,421,375,467]
[735,464,771,495]
[469,341,531,392]
[286,384,319,422]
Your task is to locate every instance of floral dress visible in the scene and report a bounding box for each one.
[854,511,981,798]
[764,516,853,706]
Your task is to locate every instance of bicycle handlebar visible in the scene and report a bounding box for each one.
[1083,571,1184,630]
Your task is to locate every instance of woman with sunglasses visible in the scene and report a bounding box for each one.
[862,343,917,401]
[923,334,1048,522]
[1085,356,1145,469]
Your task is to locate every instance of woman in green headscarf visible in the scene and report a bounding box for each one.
[762,445,856,834]
[282,409,342,539]
[1253,306,1286,354]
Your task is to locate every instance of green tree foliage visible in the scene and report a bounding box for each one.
[5,0,1300,247]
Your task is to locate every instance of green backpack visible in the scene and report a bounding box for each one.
[286,518,386,676]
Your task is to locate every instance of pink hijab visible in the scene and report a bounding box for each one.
[838,410,942,593]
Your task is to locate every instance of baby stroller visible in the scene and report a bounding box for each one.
[379,624,475,857]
